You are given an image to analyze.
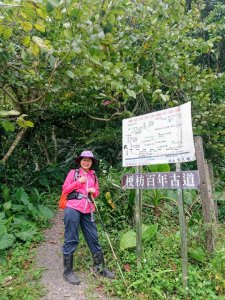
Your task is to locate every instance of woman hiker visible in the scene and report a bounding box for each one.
[62,150,115,285]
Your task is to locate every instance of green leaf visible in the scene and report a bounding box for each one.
[34,22,46,33]
[98,31,105,39]
[1,185,10,201]
[127,279,144,290]
[21,22,33,31]
[49,55,56,68]
[105,33,114,43]
[102,61,113,70]
[66,70,75,78]
[83,67,93,75]
[123,70,133,79]
[21,48,27,60]
[153,89,162,95]
[0,250,7,265]
[126,89,136,99]
[119,230,136,250]
[30,43,40,56]
[207,40,213,48]
[64,29,73,38]
[3,27,13,39]
[160,94,169,102]
[25,120,34,128]
[36,8,48,19]
[151,287,164,297]
[0,110,20,118]
[0,224,7,235]
[38,205,54,219]
[32,36,49,50]
[0,233,15,250]
[120,223,158,250]
[142,224,158,242]
[11,205,26,213]
[1,120,15,132]
[3,201,12,211]
[0,212,5,220]
[38,178,49,188]
[69,8,80,17]
[15,220,38,241]
[108,14,116,24]
[17,117,27,128]
[22,36,31,46]
[17,188,30,205]
[12,216,27,227]
[28,203,35,212]
[189,246,206,262]
[15,229,37,241]
[111,80,122,90]
[0,25,4,34]
[47,0,60,7]
[17,115,34,128]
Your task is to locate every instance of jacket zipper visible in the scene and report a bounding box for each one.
[83,170,88,213]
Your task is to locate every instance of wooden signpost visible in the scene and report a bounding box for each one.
[194,136,217,253]
[135,166,143,268]
[122,102,216,289]
[122,167,200,288]
[176,162,188,289]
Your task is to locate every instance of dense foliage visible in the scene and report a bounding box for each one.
[0,0,225,299]
[1,0,225,172]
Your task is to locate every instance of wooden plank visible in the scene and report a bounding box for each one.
[194,136,215,252]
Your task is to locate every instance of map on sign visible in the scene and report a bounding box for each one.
[122,102,196,167]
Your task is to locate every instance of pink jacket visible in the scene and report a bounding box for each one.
[62,168,99,213]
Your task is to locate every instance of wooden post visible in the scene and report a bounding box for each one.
[207,163,218,221]
[176,163,188,289]
[194,136,215,252]
[135,166,142,267]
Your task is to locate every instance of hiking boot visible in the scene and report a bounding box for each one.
[93,251,115,279]
[63,253,80,285]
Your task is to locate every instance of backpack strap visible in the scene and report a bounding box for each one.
[74,169,79,181]
[92,171,97,184]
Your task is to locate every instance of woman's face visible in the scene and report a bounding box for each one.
[80,157,93,171]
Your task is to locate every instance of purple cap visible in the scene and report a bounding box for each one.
[74,150,97,165]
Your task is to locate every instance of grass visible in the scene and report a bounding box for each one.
[0,243,45,300]
[1,196,224,300]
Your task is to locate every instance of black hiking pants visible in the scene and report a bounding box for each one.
[63,207,102,255]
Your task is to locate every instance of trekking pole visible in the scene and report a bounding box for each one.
[90,194,127,287]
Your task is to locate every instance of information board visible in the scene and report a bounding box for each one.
[122,102,196,166]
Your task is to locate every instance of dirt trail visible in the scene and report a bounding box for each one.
[36,210,116,300]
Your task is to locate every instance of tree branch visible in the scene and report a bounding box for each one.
[17,51,71,105]
[36,138,51,165]
[2,86,18,105]
[52,125,57,163]
[86,111,123,122]
[1,128,27,164]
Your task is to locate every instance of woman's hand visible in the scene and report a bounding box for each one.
[88,188,95,194]
[78,176,86,184]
